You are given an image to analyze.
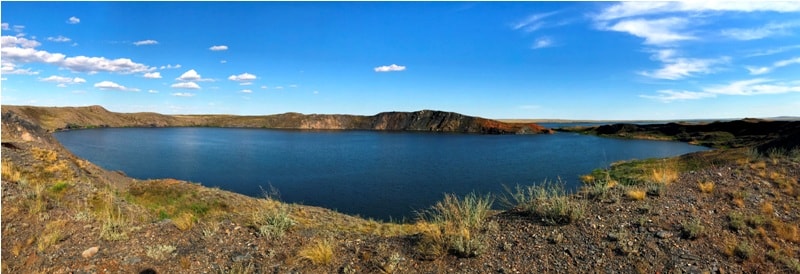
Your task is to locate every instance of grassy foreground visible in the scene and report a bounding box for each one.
[2,108,799,273]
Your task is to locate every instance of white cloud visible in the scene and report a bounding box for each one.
[160,64,182,70]
[241,89,252,93]
[56,83,67,88]
[642,78,800,102]
[143,72,162,79]
[228,72,257,82]
[289,84,298,88]
[133,40,159,46]
[2,35,41,48]
[67,16,80,24]
[607,17,695,45]
[640,90,717,102]
[774,57,800,67]
[722,21,800,41]
[746,66,771,75]
[260,85,268,89]
[595,2,800,22]
[512,11,558,33]
[40,75,86,84]
[274,86,284,90]
[60,56,153,74]
[640,49,729,80]
[532,37,554,49]
[46,35,71,43]
[313,90,319,94]
[171,82,201,89]
[176,69,202,81]
[1,62,39,75]
[746,44,800,57]
[744,57,800,75]
[1,23,8,30]
[209,45,228,51]
[374,64,406,72]
[705,78,800,96]
[220,60,227,64]
[148,89,159,93]
[94,81,137,91]
[171,92,195,97]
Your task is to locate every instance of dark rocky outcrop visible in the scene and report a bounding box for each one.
[1,105,552,135]
[562,118,800,150]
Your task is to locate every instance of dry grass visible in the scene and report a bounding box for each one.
[698,181,715,193]
[297,239,334,266]
[650,163,679,185]
[37,220,67,251]
[626,188,646,201]
[146,244,177,261]
[173,212,197,231]
[761,201,774,215]
[1,160,22,182]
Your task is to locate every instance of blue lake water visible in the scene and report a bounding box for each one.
[55,128,709,220]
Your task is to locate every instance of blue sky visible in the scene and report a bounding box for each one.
[2,1,800,120]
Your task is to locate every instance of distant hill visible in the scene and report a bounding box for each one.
[0,105,552,135]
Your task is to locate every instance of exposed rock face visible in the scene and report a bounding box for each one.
[1,105,552,135]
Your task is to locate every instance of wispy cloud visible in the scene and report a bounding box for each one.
[171,82,201,89]
[2,36,41,48]
[133,39,159,46]
[2,38,154,74]
[745,44,800,57]
[143,72,162,79]
[722,21,800,41]
[745,56,800,75]
[1,62,39,75]
[94,81,138,91]
[531,37,554,49]
[241,89,252,93]
[512,11,558,33]
[374,64,406,72]
[67,16,80,24]
[595,2,800,22]
[640,49,729,80]
[148,89,158,93]
[209,45,228,51]
[642,78,800,102]
[171,92,195,97]
[46,35,71,43]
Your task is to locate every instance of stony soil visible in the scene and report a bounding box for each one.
[2,108,799,273]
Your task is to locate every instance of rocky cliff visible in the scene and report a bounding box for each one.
[1,105,552,134]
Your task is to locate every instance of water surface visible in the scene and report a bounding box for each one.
[55,128,708,220]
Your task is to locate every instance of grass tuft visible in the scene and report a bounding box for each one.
[681,218,705,240]
[146,244,176,261]
[417,192,493,258]
[502,181,584,226]
[626,188,646,201]
[297,239,334,266]
[698,181,715,193]
[252,203,295,239]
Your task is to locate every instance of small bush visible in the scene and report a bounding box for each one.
[146,244,176,261]
[646,182,664,197]
[297,239,334,265]
[252,204,294,240]
[728,212,745,232]
[698,181,714,193]
[626,188,646,201]
[37,220,67,251]
[681,218,705,240]
[650,162,679,185]
[101,207,128,241]
[734,241,753,259]
[1,160,22,182]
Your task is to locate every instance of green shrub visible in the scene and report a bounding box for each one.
[681,218,705,240]
[417,192,493,258]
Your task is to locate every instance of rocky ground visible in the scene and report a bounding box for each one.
[2,108,799,273]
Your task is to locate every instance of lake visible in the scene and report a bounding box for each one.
[55,127,708,220]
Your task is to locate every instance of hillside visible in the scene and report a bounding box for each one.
[1,106,799,273]
[2,105,552,134]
